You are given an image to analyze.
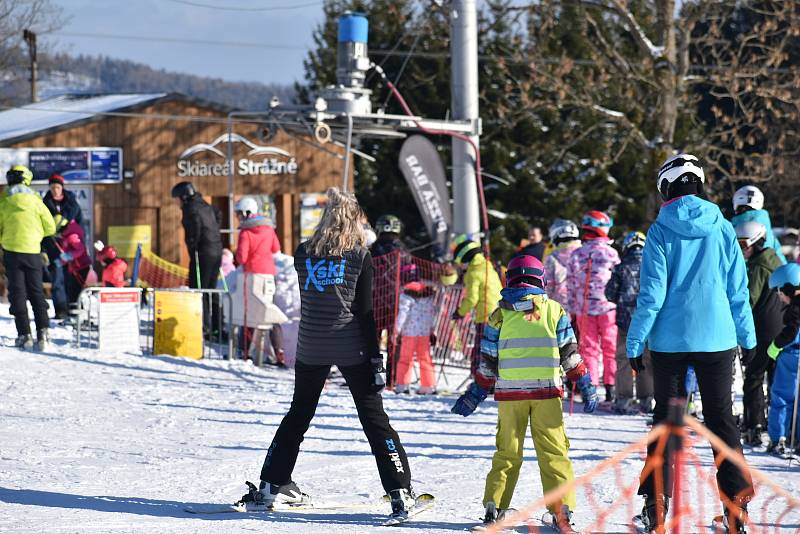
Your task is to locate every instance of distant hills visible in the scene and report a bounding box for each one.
[1,52,296,110]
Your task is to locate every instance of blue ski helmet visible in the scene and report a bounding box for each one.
[621,231,646,253]
[769,263,800,294]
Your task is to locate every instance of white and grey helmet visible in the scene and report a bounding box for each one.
[548,219,579,242]
[235,196,259,217]
[733,185,764,212]
[657,153,705,199]
[735,221,767,248]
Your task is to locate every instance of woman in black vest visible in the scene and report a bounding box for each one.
[237,188,415,518]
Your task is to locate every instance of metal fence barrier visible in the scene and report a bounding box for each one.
[72,287,235,360]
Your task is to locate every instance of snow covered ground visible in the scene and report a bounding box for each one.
[1,310,799,533]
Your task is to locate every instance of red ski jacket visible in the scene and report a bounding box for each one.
[236,217,280,275]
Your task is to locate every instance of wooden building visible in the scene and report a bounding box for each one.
[0,93,347,265]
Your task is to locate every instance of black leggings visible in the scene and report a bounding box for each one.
[742,341,775,430]
[261,360,412,493]
[639,349,753,502]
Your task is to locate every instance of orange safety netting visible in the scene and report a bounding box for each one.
[481,413,800,533]
[372,251,479,387]
[135,248,188,288]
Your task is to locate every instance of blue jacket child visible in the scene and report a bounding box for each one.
[766,263,800,452]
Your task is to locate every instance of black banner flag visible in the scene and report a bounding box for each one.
[398,135,452,260]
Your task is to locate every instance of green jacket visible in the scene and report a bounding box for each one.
[457,252,503,323]
[747,247,782,308]
[0,185,56,254]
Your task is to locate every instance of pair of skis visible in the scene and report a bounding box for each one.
[185,492,435,527]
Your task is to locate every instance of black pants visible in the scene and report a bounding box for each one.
[65,266,90,307]
[261,360,412,493]
[742,341,776,430]
[4,251,49,335]
[639,349,754,502]
[189,253,221,333]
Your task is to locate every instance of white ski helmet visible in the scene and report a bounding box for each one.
[548,219,579,241]
[732,185,764,212]
[735,221,767,248]
[657,153,705,199]
[235,196,259,217]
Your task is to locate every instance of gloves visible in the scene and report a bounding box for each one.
[59,252,73,264]
[767,342,781,360]
[451,310,463,321]
[576,374,598,413]
[451,382,488,417]
[429,333,437,347]
[94,240,105,252]
[369,356,386,393]
[629,355,645,373]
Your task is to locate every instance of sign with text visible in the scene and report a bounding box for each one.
[0,147,123,184]
[154,291,203,359]
[177,132,298,178]
[98,289,141,352]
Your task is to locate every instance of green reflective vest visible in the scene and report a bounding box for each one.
[497,298,561,382]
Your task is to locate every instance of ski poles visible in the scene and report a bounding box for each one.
[790,352,800,454]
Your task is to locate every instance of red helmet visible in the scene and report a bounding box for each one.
[98,245,118,262]
[507,255,546,288]
[581,210,613,238]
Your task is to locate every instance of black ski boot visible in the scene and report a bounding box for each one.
[713,499,748,533]
[742,425,764,447]
[14,333,33,349]
[389,488,416,521]
[482,501,511,524]
[636,495,669,533]
[235,480,310,511]
[604,384,616,403]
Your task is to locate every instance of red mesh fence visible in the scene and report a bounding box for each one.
[135,248,189,289]
[372,251,480,388]
[481,412,800,533]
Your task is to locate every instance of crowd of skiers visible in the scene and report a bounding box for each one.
[248,153,797,533]
[0,166,128,351]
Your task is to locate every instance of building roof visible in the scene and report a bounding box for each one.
[0,93,234,145]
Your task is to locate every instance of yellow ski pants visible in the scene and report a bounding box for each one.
[483,397,576,512]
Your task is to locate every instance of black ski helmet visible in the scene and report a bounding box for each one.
[171,181,196,201]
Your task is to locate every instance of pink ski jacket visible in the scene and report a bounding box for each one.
[567,237,620,316]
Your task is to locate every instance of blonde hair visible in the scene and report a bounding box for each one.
[307,187,367,257]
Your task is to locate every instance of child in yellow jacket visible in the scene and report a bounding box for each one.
[452,254,598,533]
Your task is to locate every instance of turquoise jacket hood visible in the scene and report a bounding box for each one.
[627,195,756,356]
[731,208,787,264]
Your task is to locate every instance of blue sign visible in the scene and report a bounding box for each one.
[28,148,123,183]
[90,150,121,182]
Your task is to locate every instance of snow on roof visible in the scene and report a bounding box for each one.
[0,93,168,143]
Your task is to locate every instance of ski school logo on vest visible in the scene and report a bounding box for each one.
[304,258,347,292]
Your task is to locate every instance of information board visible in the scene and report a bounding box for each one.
[0,147,123,184]
[154,291,203,359]
[98,289,141,352]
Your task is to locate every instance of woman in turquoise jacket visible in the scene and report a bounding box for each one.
[626,154,755,534]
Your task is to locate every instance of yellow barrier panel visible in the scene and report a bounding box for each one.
[153,291,203,359]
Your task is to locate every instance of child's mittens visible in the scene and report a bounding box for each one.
[767,342,781,360]
[451,382,488,417]
[576,373,598,413]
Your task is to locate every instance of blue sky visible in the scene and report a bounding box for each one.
[46,0,326,86]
